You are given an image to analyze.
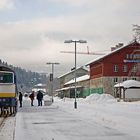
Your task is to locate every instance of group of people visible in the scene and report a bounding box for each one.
[18,90,44,107]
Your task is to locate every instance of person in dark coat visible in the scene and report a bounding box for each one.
[19,92,23,107]
[29,91,35,106]
[37,90,43,106]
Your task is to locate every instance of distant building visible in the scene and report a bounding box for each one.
[58,66,88,88]
[56,74,90,98]
[56,66,89,98]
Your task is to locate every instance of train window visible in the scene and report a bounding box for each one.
[0,76,3,81]
[0,72,13,83]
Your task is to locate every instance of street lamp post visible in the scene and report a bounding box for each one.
[46,62,60,102]
[64,40,87,109]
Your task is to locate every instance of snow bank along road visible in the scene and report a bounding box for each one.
[1,97,140,140]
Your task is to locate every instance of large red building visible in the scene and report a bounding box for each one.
[87,41,140,95]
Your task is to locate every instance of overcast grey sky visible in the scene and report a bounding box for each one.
[0,0,139,76]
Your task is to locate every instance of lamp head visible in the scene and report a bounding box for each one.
[79,40,87,43]
[64,40,73,43]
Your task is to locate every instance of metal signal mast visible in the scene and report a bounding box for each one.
[60,46,105,55]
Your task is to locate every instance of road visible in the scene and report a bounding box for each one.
[14,99,137,140]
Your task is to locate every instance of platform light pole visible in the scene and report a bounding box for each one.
[64,40,87,109]
[46,62,60,102]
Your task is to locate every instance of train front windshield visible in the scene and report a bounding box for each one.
[0,72,14,83]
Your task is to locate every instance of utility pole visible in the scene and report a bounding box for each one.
[46,62,59,102]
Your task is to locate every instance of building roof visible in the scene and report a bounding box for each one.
[114,80,140,88]
[58,65,89,78]
[64,74,89,85]
[86,41,140,66]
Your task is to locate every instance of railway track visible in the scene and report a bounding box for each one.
[0,116,16,140]
[0,107,17,117]
[0,117,6,132]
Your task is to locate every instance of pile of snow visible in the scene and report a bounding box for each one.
[43,95,53,106]
[85,93,117,104]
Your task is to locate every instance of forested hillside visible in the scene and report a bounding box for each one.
[0,59,47,92]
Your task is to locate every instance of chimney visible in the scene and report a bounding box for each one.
[111,47,116,51]
[111,43,123,51]
[118,43,123,47]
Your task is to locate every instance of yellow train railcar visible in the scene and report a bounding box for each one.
[0,65,18,116]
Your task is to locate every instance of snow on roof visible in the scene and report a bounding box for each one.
[58,66,89,78]
[64,74,89,85]
[114,80,140,88]
[56,85,83,92]
[86,41,140,66]
[32,88,46,92]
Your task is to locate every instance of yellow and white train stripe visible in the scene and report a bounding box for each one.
[0,84,16,97]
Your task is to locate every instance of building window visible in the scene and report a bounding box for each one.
[113,65,118,72]
[133,65,137,72]
[123,77,127,81]
[114,78,118,83]
[122,65,127,72]
[126,54,129,59]
[132,77,137,80]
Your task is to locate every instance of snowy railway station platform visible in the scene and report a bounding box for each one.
[0,94,140,140]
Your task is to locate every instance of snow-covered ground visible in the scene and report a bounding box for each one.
[0,94,140,140]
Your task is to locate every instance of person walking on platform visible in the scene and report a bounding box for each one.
[19,92,23,107]
[37,90,43,106]
[29,91,35,106]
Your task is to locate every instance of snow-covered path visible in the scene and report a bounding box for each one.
[14,97,140,140]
